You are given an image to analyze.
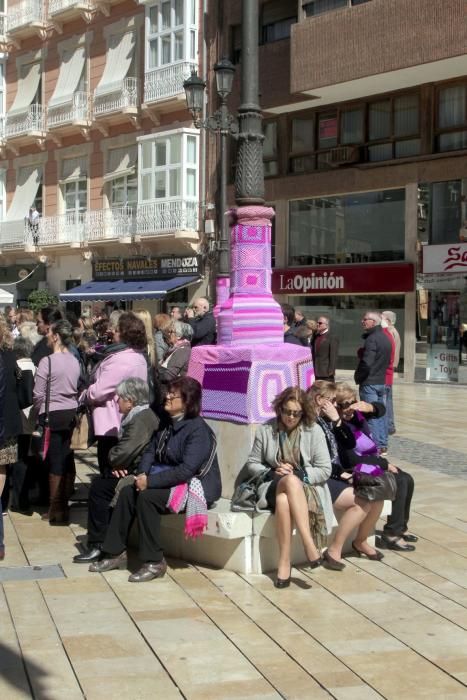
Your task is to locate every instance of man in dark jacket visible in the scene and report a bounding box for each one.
[311,315,339,380]
[282,303,304,346]
[354,311,392,454]
[186,297,217,346]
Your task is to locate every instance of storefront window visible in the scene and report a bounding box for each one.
[430,180,463,245]
[289,188,405,266]
[293,294,405,370]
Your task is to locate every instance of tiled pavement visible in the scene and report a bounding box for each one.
[2,381,467,699]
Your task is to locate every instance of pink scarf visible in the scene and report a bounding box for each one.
[167,477,208,538]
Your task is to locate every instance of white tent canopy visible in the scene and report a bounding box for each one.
[0,288,14,304]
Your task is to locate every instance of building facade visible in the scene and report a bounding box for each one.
[0,0,210,314]
[205,0,467,382]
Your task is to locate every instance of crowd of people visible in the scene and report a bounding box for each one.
[0,300,413,591]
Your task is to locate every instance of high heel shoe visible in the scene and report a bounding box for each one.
[308,556,323,569]
[322,549,345,571]
[352,541,384,561]
[274,575,291,588]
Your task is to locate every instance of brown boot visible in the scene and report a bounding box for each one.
[41,474,69,524]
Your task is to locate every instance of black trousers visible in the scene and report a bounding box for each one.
[96,436,119,476]
[87,476,120,545]
[102,484,170,563]
[383,469,415,536]
[9,435,33,509]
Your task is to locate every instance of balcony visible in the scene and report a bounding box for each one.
[136,200,198,238]
[85,207,137,243]
[93,78,140,129]
[144,61,197,111]
[287,0,467,112]
[7,0,47,41]
[47,92,92,134]
[4,105,47,148]
[0,220,27,250]
[32,212,85,247]
[48,0,94,22]
[0,14,7,51]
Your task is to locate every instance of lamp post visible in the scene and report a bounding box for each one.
[184,59,238,296]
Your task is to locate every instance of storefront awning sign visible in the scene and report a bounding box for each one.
[272,263,414,295]
[92,255,201,281]
[423,243,467,274]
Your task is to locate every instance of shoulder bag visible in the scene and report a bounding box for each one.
[231,471,270,512]
[71,407,94,451]
[352,463,397,501]
[31,357,52,461]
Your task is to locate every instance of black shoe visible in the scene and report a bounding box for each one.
[402,533,418,543]
[322,549,346,571]
[274,575,291,589]
[352,541,384,561]
[73,545,103,564]
[380,535,416,552]
[308,557,323,569]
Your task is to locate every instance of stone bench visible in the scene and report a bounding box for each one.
[156,498,392,575]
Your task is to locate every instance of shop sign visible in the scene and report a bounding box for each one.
[272,263,414,295]
[417,273,467,291]
[92,255,201,281]
[423,243,467,273]
[426,344,459,383]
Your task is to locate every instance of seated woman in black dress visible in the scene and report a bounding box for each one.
[89,376,222,582]
[307,381,385,570]
[335,382,416,552]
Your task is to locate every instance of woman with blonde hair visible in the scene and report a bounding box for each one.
[246,386,333,588]
[153,313,170,363]
[134,309,156,368]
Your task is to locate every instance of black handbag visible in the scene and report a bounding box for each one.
[353,463,397,501]
[15,364,34,409]
[231,471,270,512]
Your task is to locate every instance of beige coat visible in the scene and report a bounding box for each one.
[246,420,334,534]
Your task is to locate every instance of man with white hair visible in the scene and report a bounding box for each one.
[186,297,217,346]
[354,311,392,455]
[382,310,400,435]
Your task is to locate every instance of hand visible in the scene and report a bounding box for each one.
[184,308,194,318]
[387,464,399,473]
[275,462,294,477]
[340,471,353,481]
[135,473,148,491]
[350,400,374,413]
[321,399,339,422]
[111,469,128,478]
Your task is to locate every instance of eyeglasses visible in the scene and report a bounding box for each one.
[281,408,303,418]
[336,401,353,409]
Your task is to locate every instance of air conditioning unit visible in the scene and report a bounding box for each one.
[318,146,360,168]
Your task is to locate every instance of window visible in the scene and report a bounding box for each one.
[289,189,405,266]
[64,180,87,214]
[138,130,199,202]
[110,175,137,209]
[60,156,88,216]
[368,94,420,161]
[230,24,242,64]
[261,0,296,44]
[263,122,279,177]
[429,180,463,245]
[146,0,197,70]
[437,84,467,152]
[105,145,138,210]
[303,0,371,16]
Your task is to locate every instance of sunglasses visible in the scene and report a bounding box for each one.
[336,401,353,409]
[281,408,303,418]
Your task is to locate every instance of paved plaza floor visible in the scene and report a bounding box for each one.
[2,381,467,699]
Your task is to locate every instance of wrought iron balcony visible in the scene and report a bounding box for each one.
[0,13,7,36]
[93,77,140,118]
[85,207,137,243]
[0,220,28,250]
[136,199,198,237]
[144,61,197,105]
[32,211,86,247]
[7,0,46,34]
[48,0,94,18]
[4,104,46,140]
[47,92,92,130]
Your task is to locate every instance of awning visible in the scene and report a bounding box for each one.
[49,46,85,107]
[9,61,41,115]
[5,166,41,221]
[95,31,135,96]
[0,288,14,304]
[59,276,201,301]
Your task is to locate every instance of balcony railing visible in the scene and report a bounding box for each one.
[137,200,198,236]
[47,92,92,129]
[93,77,139,117]
[144,61,197,104]
[0,13,6,35]
[5,104,46,139]
[85,207,136,242]
[0,220,28,249]
[8,0,46,32]
[49,0,93,15]
[33,211,86,247]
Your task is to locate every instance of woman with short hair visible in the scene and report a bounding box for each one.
[88,376,221,582]
[246,386,333,588]
[159,320,193,386]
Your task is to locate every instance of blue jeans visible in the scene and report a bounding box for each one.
[386,385,395,433]
[359,384,388,450]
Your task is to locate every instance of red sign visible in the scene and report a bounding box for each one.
[272,263,414,295]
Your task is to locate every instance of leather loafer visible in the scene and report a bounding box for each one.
[402,533,418,543]
[380,535,415,552]
[89,551,127,573]
[323,549,346,571]
[73,546,103,564]
[128,559,167,583]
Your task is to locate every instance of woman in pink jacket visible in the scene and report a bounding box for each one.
[83,312,148,475]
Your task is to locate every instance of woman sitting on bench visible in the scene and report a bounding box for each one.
[246,386,333,589]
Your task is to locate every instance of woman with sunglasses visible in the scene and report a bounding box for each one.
[246,386,333,588]
[307,381,386,570]
[335,382,416,553]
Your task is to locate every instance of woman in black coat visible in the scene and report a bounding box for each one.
[89,376,222,582]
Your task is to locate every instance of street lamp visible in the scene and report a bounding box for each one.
[184,60,238,287]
